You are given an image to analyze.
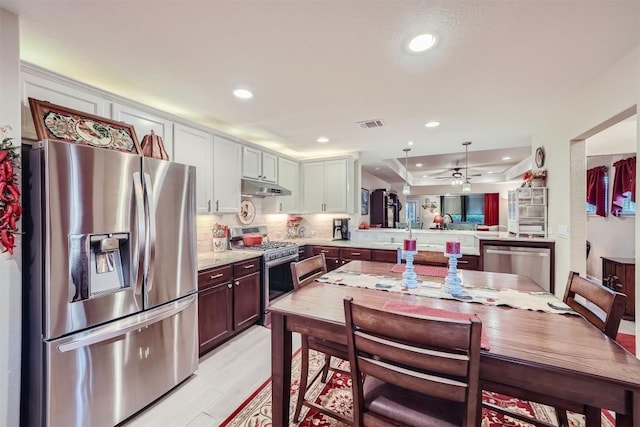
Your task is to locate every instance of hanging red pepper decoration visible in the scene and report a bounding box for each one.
[0,125,20,255]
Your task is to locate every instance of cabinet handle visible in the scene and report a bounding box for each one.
[208,200,211,212]
[227,283,232,288]
[351,252,360,256]
[235,281,240,286]
[279,203,282,212]
[458,260,469,264]
[321,250,330,253]
[244,264,254,269]
[216,200,219,211]
[210,273,224,279]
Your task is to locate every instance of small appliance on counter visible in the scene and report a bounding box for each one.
[333,218,350,240]
[287,216,303,238]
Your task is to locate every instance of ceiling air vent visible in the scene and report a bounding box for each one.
[357,119,385,129]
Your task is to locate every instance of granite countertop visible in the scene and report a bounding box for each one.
[198,250,261,271]
[197,230,553,270]
[284,238,481,256]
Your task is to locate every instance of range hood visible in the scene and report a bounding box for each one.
[241,179,291,197]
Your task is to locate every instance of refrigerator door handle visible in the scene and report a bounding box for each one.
[57,294,196,352]
[143,173,157,293]
[133,172,146,295]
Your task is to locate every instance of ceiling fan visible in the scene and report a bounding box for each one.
[433,167,481,180]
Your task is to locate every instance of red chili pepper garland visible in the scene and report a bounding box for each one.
[0,126,20,255]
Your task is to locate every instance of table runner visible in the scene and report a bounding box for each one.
[390,263,448,277]
[316,269,575,315]
[382,300,490,350]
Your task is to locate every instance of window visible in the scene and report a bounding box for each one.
[620,191,636,215]
[441,195,484,223]
[611,156,636,216]
[586,170,609,216]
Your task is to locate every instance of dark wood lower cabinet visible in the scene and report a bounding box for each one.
[198,282,233,354]
[340,248,372,265]
[312,246,341,271]
[198,257,262,356]
[233,271,260,331]
[297,245,311,260]
[602,256,635,320]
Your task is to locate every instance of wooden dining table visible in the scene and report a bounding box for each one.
[269,260,640,427]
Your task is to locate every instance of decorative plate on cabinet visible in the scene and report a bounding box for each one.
[238,200,256,225]
[535,147,545,168]
[28,97,141,154]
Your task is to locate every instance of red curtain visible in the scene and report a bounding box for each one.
[611,156,636,215]
[586,166,607,217]
[484,193,499,226]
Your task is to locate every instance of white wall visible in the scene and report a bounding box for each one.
[0,9,21,427]
[531,44,639,351]
[586,153,636,280]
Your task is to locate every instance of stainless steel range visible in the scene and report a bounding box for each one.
[229,226,298,324]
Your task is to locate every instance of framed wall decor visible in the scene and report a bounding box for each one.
[535,146,545,168]
[28,97,141,154]
[361,188,369,215]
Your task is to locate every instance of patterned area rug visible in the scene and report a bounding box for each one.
[221,349,616,427]
[616,332,636,355]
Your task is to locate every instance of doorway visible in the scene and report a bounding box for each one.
[570,106,637,332]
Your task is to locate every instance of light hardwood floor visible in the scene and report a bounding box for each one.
[121,326,301,427]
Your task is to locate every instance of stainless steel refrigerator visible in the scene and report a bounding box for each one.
[22,139,198,427]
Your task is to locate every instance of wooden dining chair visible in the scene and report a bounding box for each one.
[482,271,627,427]
[290,254,352,424]
[343,297,482,427]
[563,270,626,339]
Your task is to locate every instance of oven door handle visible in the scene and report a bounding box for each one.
[264,252,299,267]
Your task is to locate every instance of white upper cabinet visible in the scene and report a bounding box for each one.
[213,136,241,213]
[276,157,299,213]
[111,103,174,159]
[21,71,108,140]
[242,147,277,183]
[261,152,277,183]
[173,124,214,214]
[302,158,354,213]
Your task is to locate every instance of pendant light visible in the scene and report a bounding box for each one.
[461,141,472,193]
[402,148,411,195]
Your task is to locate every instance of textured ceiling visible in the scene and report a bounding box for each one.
[3,0,639,183]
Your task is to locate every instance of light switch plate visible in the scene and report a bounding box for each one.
[558,224,569,238]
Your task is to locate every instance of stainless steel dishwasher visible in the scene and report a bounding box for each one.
[483,245,551,291]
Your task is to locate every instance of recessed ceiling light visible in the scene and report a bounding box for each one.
[375,167,380,170]
[502,156,511,161]
[233,88,253,99]
[408,33,437,53]
[415,163,423,167]
[422,175,428,178]
[317,137,330,143]
[425,121,440,128]
[487,171,494,174]
[408,141,414,146]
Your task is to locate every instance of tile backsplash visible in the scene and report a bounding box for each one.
[196,198,357,253]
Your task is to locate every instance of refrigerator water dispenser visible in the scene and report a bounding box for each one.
[70,233,131,301]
